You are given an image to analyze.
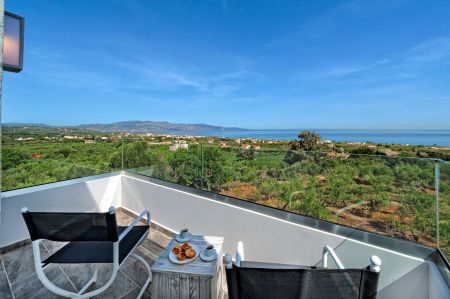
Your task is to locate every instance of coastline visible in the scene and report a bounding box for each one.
[140,129,450,147]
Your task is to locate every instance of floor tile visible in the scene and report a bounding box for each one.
[120,287,151,299]
[121,255,155,288]
[117,213,135,226]
[148,230,171,248]
[66,263,108,291]
[2,243,49,284]
[141,239,164,257]
[89,271,137,299]
[42,240,68,254]
[0,262,14,299]
[11,264,76,299]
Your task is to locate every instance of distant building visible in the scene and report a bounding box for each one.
[170,142,189,151]
[254,146,261,150]
[147,141,171,145]
[241,144,251,150]
[219,142,228,148]
[348,141,366,146]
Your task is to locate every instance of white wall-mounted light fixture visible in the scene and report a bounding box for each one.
[3,11,24,73]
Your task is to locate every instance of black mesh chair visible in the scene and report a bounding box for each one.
[21,206,151,298]
[224,242,381,299]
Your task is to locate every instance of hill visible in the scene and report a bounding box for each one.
[3,121,248,133]
[77,121,247,133]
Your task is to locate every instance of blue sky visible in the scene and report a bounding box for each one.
[3,0,450,129]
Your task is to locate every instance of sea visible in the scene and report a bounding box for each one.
[170,129,450,147]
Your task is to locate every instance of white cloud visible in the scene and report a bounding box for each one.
[20,47,266,99]
[406,37,450,64]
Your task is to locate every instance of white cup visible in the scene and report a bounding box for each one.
[204,244,215,257]
[179,228,189,239]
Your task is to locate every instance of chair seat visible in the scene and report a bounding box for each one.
[226,264,379,299]
[42,225,149,265]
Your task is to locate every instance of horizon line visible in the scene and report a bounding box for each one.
[2,121,450,131]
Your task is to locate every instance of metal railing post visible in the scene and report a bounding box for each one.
[121,139,125,171]
[201,144,204,190]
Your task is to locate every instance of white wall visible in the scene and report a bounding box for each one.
[0,174,121,248]
[121,174,450,299]
[1,173,448,298]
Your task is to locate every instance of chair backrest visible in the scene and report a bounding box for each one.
[21,207,119,242]
[226,262,379,299]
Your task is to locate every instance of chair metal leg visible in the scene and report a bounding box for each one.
[32,240,80,298]
[77,267,98,296]
[32,240,120,298]
[130,253,152,299]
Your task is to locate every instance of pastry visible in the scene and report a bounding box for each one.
[185,248,195,258]
[172,245,182,255]
[177,252,187,261]
[181,243,191,250]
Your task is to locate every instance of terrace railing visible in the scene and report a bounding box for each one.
[1,137,449,261]
[122,142,450,262]
[1,139,122,191]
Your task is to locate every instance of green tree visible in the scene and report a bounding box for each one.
[148,149,172,181]
[399,191,435,242]
[202,146,227,191]
[109,151,122,169]
[2,147,29,170]
[395,163,433,188]
[55,147,75,158]
[297,131,321,151]
[124,141,151,169]
[169,147,202,188]
[325,165,358,207]
[291,178,330,219]
[283,149,308,165]
[237,147,255,161]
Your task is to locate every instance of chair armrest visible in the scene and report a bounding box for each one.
[236,241,244,267]
[118,210,151,241]
[322,245,344,269]
[224,241,245,268]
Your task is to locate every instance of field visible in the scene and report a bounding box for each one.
[2,127,449,260]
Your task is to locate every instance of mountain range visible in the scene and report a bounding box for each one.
[3,121,247,133]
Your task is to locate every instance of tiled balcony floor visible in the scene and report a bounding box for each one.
[0,210,173,299]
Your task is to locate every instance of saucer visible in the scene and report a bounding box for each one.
[200,249,217,262]
[175,232,192,243]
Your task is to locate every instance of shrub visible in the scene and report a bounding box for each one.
[399,191,435,242]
